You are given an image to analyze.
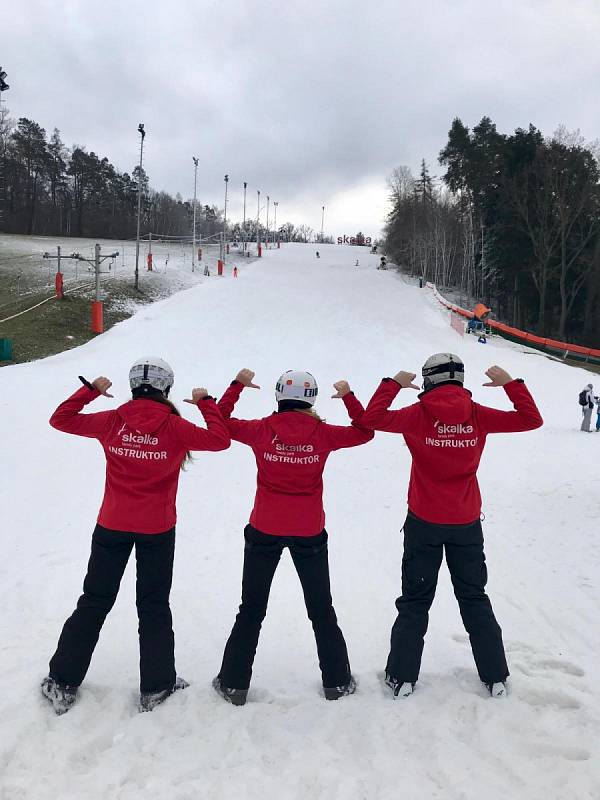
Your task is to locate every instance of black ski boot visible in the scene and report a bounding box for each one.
[212,676,248,706]
[324,675,357,700]
[41,676,78,715]
[139,676,189,712]
[384,673,414,699]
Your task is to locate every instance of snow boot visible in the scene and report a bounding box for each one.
[384,673,414,699]
[139,676,189,712]
[485,681,507,698]
[324,675,357,701]
[212,676,248,706]
[41,676,78,715]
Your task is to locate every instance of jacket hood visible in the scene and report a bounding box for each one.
[117,398,173,434]
[419,384,473,425]
[265,410,321,444]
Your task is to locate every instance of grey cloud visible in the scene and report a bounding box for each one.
[3,0,600,233]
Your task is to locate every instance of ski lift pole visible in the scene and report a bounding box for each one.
[74,244,119,334]
[43,246,82,299]
[92,244,103,333]
[218,232,224,276]
[55,246,63,298]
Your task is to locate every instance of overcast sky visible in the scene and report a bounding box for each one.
[2,0,600,238]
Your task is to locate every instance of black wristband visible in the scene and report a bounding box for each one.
[199,395,216,402]
[78,375,95,390]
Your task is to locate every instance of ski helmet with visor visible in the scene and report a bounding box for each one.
[129,357,175,397]
[422,353,464,392]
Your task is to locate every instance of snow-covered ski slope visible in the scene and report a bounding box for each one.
[0,244,598,800]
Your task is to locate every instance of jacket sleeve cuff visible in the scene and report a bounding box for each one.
[504,378,523,391]
[381,378,402,395]
[75,384,101,402]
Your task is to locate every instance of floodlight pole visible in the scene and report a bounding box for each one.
[266,195,270,247]
[273,201,278,243]
[243,181,247,250]
[0,67,9,227]
[134,123,146,291]
[321,205,325,243]
[223,174,229,256]
[192,157,198,272]
[257,190,261,256]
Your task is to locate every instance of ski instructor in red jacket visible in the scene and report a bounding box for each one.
[42,358,230,715]
[362,354,543,699]
[212,368,373,706]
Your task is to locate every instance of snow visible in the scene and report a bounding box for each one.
[0,232,249,305]
[0,243,599,800]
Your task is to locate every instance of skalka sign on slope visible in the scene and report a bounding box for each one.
[337,234,372,246]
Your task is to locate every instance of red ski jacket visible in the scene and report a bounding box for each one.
[362,379,543,525]
[50,385,230,533]
[218,381,374,536]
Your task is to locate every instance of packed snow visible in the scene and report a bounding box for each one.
[0,243,598,800]
[0,232,253,310]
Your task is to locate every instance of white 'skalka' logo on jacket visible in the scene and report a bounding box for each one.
[425,419,478,448]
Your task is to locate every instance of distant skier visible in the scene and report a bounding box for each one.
[212,368,373,705]
[377,256,387,270]
[362,355,543,699]
[596,395,600,432]
[42,359,230,714]
[316,251,320,258]
[579,383,594,432]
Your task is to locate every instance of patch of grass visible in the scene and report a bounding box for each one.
[0,282,155,365]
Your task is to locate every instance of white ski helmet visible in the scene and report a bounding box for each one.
[275,370,318,406]
[422,353,464,391]
[129,357,175,394]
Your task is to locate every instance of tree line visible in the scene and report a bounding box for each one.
[384,117,600,345]
[0,111,316,245]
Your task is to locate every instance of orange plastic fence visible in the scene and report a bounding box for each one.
[427,284,600,360]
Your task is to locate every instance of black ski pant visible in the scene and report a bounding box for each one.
[386,513,509,686]
[49,524,176,693]
[218,525,351,690]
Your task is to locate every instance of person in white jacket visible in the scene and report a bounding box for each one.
[580,384,594,432]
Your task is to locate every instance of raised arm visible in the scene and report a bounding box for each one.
[49,377,114,439]
[218,368,260,419]
[175,391,231,451]
[476,367,543,433]
[217,369,263,446]
[361,373,421,433]
[319,381,374,450]
[218,380,244,420]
